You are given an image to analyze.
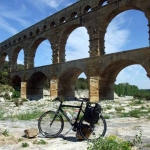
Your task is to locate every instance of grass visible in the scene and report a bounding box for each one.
[2,129,9,137]
[119,108,149,118]
[0,110,5,120]
[33,139,47,145]
[115,106,124,112]
[129,99,144,106]
[103,114,110,119]
[106,105,112,110]
[6,110,44,120]
[144,144,150,148]
[22,143,29,147]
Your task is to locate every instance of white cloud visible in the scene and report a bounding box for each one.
[105,13,130,53]
[65,27,89,61]
[0,17,18,35]
[32,0,70,11]
[0,4,31,36]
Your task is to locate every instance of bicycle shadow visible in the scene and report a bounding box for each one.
[60,135,84,142]
[38,134,84,142]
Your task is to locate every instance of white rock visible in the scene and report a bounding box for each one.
[0,97,5,102]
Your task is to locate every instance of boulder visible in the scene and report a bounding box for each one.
[24,128,38,138]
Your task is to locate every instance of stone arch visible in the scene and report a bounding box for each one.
[104,5,143,29]
[59,17,66,23]
[11,75,21,91]
[29,37,51,67]
[58,67,86,98]
[36,28,40,34]
[50,21,56,28]
[59,24,89,62]
[71,12,78,19]
[99,59,148,99]
[43,25,47,31]
[29,31,33,37]
[102,5,148,54]
[83,5,92,13]
[11,46,25,71]
[27,71,47,100]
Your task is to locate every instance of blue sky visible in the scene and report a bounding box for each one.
[0,0,150,89]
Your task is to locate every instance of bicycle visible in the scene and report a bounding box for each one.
[38,97,107,140]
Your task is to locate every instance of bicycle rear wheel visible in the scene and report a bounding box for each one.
[79,115,107,140]
[38,111,64,138]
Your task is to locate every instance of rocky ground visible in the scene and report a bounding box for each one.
[0,96,150,150]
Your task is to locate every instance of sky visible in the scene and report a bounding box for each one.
[0,0,150,89]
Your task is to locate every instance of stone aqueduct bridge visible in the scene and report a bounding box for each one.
[0,0,150,102]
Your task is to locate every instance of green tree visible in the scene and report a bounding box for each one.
[115,83,139,96]
[75,78,89,90]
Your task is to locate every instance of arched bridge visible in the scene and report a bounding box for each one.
[0,0,150,102]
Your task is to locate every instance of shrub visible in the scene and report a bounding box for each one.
[87,135,132,150]
[106,105,112,110]
[103,114,110,119]
[2,129,9,137]
[88,132,143,150]
[3,93,10,100]
[115,106,124,112]
[22,143,29,147]
[11,90,20,99]
[129,109,140,118]
[134,92,150,100]
[12,98,23,106]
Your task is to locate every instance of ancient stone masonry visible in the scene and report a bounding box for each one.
[0,0,150,101]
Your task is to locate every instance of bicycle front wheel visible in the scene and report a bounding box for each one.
[79,115,107,140]
[38,111,64,138]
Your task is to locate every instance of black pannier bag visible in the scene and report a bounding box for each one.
[84,103,102,124]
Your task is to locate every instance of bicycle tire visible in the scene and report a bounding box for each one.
[38,111,64,138]
[79,115,107,140]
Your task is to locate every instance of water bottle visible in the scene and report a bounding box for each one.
[72,110,78,122]
[65,111,72,120]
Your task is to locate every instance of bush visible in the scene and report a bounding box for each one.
[12,98,23,106]
[22,143,29,147]
[88,135,132,150]
[2,130,9,137]
[129,109,140,118]
[115,106,124,112]
[3,93,10,100]
[11,90,20,99]
[133,91,150,100]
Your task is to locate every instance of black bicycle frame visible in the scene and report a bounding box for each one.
[56,100,85,126]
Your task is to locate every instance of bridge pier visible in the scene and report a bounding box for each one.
[99,78,115,100]
[50,78,58,99]
[21,82,27,99]
[89,76,100,102]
